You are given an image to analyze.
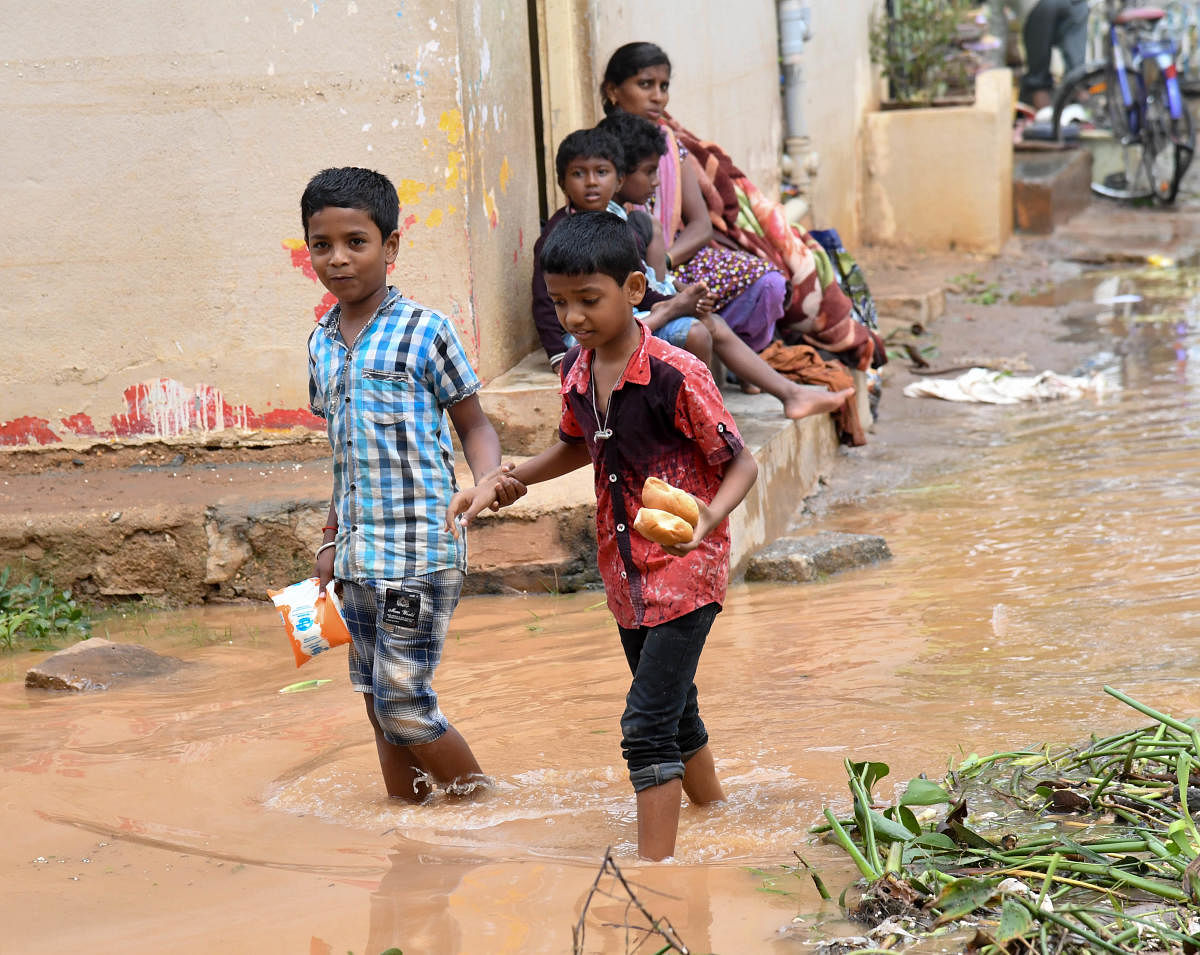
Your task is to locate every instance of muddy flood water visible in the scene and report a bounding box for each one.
[3,267,1199,954]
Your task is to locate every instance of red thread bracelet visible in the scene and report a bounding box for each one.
[322,525,338,532]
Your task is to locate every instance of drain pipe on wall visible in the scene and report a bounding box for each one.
[778,0,817,225]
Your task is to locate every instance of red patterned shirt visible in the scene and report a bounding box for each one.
[559,322,745,629]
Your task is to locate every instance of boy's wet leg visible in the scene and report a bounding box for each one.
[681,744,725,805]
[637,778,684,861]
[364,693,433,803]
[410,724,490,800]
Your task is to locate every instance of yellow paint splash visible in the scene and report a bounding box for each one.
[438,109,464,146]
[483,189,498,229]
[499,157,512,194]
[282,238,307,250]
[396,178,430,208]
[424,208,444,228]
[445,150,464,190]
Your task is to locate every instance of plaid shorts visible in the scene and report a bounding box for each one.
[339,569,464,746]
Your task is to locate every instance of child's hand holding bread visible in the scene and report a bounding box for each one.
[633,477,710,555]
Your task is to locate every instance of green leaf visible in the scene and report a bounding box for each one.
[931,877,1001,925]
[899,777,951,806]
[866,808,918,843]
[848,760,890,792]
[911,832,958,851]
[995,897,1034,943]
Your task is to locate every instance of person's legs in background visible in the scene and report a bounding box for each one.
[1021,0,1056,109]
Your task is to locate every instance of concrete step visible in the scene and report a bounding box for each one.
[1012,148,1093,235]
[477,350,562,456]
[466,386,840,593]
[0,387,842,605]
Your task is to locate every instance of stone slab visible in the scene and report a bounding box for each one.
[25,637,183,691]
[744,531,892,583]
[875,286,947,337]
[1013,149,1093,235]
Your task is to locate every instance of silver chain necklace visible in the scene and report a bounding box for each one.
[590,376,615,441]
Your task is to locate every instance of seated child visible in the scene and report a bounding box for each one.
[302,166,524,804]
[533,127,714,371]
[453,211,760,860]
[596,112,854,422]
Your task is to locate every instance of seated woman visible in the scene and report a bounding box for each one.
[600,41,880,373]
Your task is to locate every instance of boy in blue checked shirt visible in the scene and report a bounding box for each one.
[303,167,523,803]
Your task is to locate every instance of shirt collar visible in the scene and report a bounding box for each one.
[319,286,401,340]
[561,319,652,395]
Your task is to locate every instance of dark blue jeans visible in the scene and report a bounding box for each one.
[618,602,721,793]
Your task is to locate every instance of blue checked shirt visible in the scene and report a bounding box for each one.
[307,287,480,581]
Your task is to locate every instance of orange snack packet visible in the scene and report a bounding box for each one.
[267,577,352,667]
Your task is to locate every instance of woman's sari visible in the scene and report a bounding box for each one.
[655,115,879,372]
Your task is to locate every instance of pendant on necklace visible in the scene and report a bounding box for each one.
[593,427,613,441]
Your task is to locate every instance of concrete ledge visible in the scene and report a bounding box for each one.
[1013,149,1093,234]
[0,385,844,603]
[863,69,1014,254]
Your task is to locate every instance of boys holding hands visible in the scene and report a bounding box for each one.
[303,167,522,803]
[453,211,759,860]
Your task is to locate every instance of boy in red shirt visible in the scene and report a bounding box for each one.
[451,211,758,860]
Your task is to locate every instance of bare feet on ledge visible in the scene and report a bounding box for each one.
[781,385,854,421]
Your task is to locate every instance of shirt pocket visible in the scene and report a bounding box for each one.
[361,369,412,424]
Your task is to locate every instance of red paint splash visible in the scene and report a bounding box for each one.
[0,416,61,446]
[108,379,323,439]
[60,413,97,436]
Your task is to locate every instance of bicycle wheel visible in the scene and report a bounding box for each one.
[1052,61,1152,200]
[1142,74,1195,203]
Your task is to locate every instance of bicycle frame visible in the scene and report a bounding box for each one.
[1103,0,1188,135]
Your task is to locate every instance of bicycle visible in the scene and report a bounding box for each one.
[1052,0,1196,203]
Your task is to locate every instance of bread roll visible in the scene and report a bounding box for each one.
[633,507,694,546]
[641,477,699,528]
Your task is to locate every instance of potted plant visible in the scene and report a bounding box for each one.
[869,0,978,108]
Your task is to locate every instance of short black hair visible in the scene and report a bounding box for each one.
[540,211,642,287]
[300,167,399,239]
[596,112,667,173]
[555,128,624,184]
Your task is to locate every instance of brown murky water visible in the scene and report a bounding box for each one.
[3,268,1199,954]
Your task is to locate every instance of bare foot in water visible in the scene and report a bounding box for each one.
[781,384,854,420]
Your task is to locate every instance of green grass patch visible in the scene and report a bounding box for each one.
[0,565,92,652]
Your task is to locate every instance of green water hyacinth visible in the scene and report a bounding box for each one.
[810,688,1200,953]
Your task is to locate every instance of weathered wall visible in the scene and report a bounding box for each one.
[537,0,783,211]
[800,0,882,247]
[1,0,538,448]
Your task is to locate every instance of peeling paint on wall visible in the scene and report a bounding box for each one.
[0,380,322,447]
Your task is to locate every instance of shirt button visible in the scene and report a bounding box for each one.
[620,571,627,579]
[717,423,725,432]
[608,474,617,483]
[350,483,356,491]
[616,523,625,532]
[344,395,350,403]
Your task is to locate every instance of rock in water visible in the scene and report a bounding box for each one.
[744,532,892,582]
[25,638,183,691]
